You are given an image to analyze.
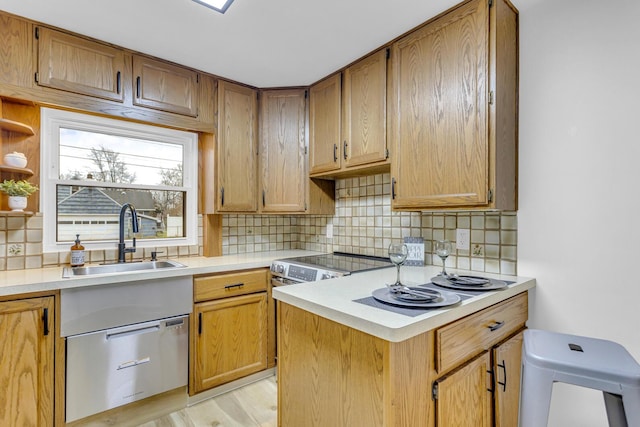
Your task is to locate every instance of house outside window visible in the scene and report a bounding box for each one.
[40,108,198,253]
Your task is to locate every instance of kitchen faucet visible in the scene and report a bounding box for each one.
[117,203,139,263]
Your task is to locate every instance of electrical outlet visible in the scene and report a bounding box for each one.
[456,228,470,250]
[326,224,333,238]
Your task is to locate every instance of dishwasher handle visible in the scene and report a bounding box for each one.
[106,324,160,340]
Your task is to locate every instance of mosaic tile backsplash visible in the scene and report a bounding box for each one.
[223,173,518,276]
[1,173,517,275]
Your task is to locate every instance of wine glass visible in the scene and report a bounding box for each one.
[388,241,409,286]
[434,240,452,276]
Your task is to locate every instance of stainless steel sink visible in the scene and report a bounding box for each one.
[62,260,187,278]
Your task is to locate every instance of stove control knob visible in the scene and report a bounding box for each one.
[321,273,332,280]
[271,263,285,274]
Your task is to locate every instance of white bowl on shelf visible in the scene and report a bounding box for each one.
[3,152,27,168]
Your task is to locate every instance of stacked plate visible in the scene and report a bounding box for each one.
[431,275,507,291]
[372,285,461,308]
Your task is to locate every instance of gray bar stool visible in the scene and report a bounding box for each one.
[520,329,640,427]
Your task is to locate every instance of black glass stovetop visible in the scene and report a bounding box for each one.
[283,252,392,274]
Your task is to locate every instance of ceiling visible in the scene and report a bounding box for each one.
[0,0,526,88]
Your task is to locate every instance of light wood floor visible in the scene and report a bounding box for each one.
[138,376,277,427]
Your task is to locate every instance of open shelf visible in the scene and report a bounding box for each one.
[0,117,35,135]
[0,210,34,216]
[0,165,34,176]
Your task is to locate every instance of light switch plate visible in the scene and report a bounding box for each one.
[456,229,470,250]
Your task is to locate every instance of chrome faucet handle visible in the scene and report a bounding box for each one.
[151,250,163,261]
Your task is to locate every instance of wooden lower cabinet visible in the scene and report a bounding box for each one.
[493,331,524,427]
[190,269,270,395]
[0,296,55,427]
[434,352,493,427]
[278,292,528,427]
[433,330,524,427]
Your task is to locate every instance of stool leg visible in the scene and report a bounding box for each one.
[620,386,640,427]
[520,362,555,427]
[603,392,627,427]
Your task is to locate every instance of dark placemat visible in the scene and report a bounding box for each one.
[353,283,473,317]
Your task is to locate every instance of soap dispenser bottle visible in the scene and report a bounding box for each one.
[70,234,85,267]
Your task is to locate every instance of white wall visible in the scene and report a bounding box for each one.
[515,0,640,425]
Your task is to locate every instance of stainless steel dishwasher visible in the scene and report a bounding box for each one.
[61,276,192,422]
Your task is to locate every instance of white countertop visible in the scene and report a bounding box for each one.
[273,265,535,343]
[0,250,322,297]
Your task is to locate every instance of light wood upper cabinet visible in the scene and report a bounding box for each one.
[309,73,342,175]
[0,296,55,427]
[342,49,389,170]
[259,89,307,213]
[390,0,518,210]
[216,80,258,212]
[133,55,199,117]
[0,14,33,88]
[310,49,390,179]
[36,27,125,102]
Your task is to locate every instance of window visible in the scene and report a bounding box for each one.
[41,108,198,253]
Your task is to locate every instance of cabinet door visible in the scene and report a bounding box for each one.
[309,74,341,175]
[390,0,489,209]
[36,27,125,102]
[0,13,33,88]
[434,351,492,427]
[493,331,524,427]
[192,293,267,393]
[0,297,54,427]
[259,89,307,213]
[133,55,199,117]
[343,49,388,168]
[217,80,258,212]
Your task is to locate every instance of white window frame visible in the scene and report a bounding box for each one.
[40,107,198,253]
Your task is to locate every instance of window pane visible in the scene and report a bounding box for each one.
[56,185,185,242]
[59,128,184,186]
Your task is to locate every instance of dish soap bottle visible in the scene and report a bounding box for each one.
[70,234,85,267]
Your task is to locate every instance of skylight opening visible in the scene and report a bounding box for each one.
[192,0,234,13]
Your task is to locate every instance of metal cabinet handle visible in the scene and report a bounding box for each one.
[220,187,225,206]
[116,71,121,94]
[333,143,338,162]
[343,141,348,160]
[497,360,507,392]
[488,321,505,331]
[136,76,141,98]
[224,282,245,290]
[42,308,49,336]
[487,369,495,393]
[391,178,397,200]
[198,312,202,335]
[262,190,266,207]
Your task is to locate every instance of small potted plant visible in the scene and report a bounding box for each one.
[0,179,38,212]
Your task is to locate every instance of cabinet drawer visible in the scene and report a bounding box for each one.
[436,293,527,374]
[194,269,268,302]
